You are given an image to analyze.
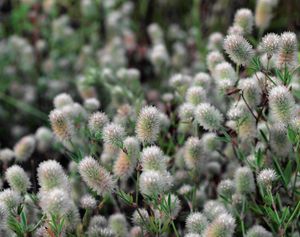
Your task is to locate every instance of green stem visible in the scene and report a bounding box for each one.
[171,220,180,237]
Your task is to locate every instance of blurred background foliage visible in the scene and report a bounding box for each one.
[0,0,299,148]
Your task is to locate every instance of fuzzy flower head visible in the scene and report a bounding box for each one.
[277,32,298,68]
[0,203,8,229]
[245,225,272,237]
[260,33,280,57]
[207,51,225,73]
[141,146,167,171]
[40,188,71,217]
[84,98,100,112]
[88,112,109,136]
[193,72,211,89]
[195,103,224,131]
[108,213,129,237]
[13,135,35,162]
[217,179,236,198]
[5,165,31,193]
[132,208,149,226]
[186,212,208,235]
[103,122,125,149]
[257,168,277,188]
[238,77,262,108]
[139,170,170,196]
[163,194,181,219]
[224,34,254,66]
[208,32,224,51]
[80,194,97,209]
[203,200,227,221]
[179,103,195,121]
[234,166,255,194]
[79,156,115,196]
[136,106,161,144]
[53,93,73,109]
[204,213,236,237]
[234,8,254,35]
[123,136,140,159]
[186,86,207,105]
[270,124,291,157]
[37,160,69,191]
[269,85,295,124]
[0,148,14,163]
[113,150,136,178]
[0,189,22,210]
[184,137,203,169]
[255,0,278,31]
[35,127,53,152]
[201,132,221,153]
[49,109,74,141]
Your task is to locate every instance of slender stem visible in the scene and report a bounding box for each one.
[171,220,180,237]
[241,91,258,121]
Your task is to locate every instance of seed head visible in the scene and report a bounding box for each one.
[88,112,109,136]
[132,208,149,226]
[201,132,221,153]
[123,136,140,159]
[113,150,135,178]
[208,32,224,51]
[184,137,203,169]
[207,51,225,73]
[79,156,115,196]
[255,0,277,30]
[49,109,74,141]
[84,98,100,112]
[136,106,161,144]
[35,127,53,152]
[39,188,71,217]
[163,194,181,218]
[234,8,254,34]
[270,124,291,157]
[257,168,277,187]
[139,170,170,196]
[204,213,236,237]
[5,165,31,193]
[195,103,224,131]
[186,212,208,234]
[185,234,201,237]
[80,194,97,209]
[245,225,272,237]
[13,135,35,162]
[186,86,207,105]
[217,179,236,198]
[103,122,125,149]
[0,203,8,228]
[203,200,227,221]
[0,189,22,210]
[234,167,255,194]
[269,85,295,124]
[193,72,211,89]
[179,103,195,121]
[239,78,262,108]
[53,93,73,109]
[224,34,254,66]
[141,146,166,171]
[108,213,129,237]
[277,32,298,68]
[37,160,69,191]
[0,148,14,163]
[260,33,280,57]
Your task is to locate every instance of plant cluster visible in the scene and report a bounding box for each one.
[0,0,299,237]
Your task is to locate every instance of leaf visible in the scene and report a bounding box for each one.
[283,160,293,185]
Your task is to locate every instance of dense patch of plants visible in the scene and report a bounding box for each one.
[0,0,299,236]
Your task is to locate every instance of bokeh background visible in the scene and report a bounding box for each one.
[0,0,299,148]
